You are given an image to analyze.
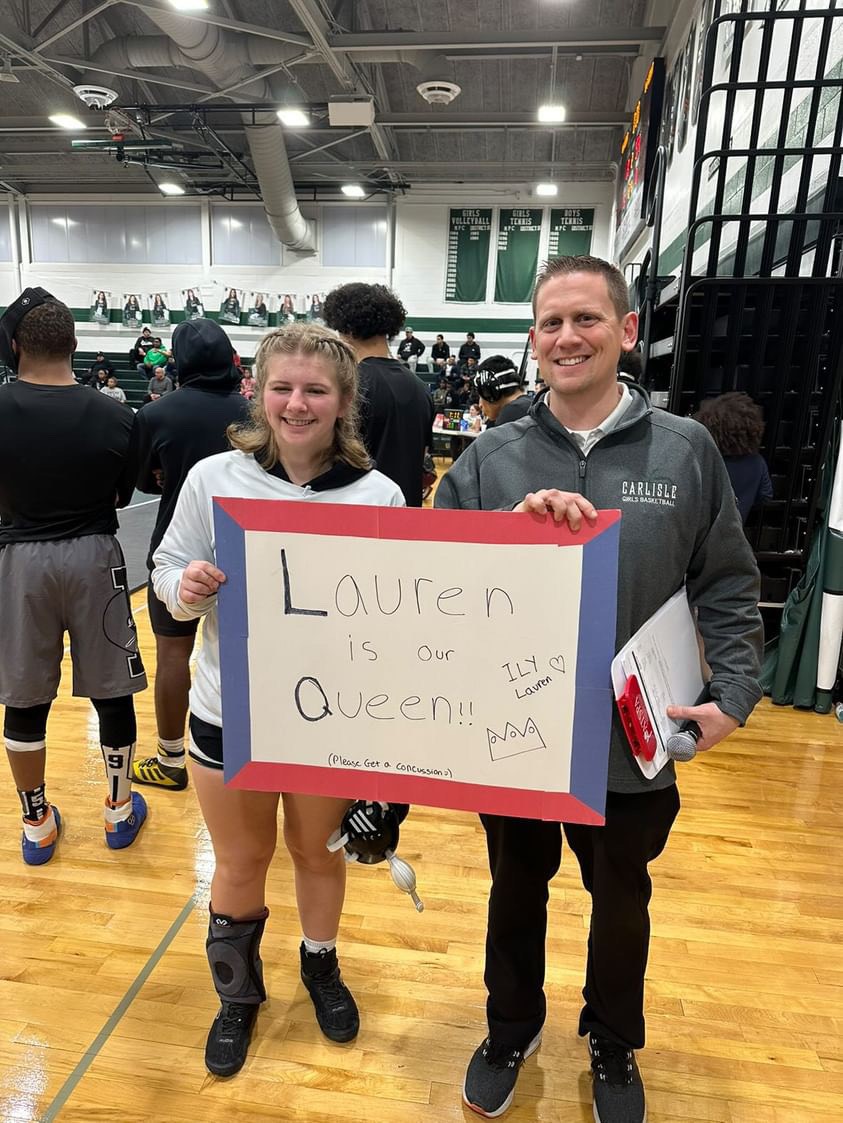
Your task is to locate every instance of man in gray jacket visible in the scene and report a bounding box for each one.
[435,255,762,1123]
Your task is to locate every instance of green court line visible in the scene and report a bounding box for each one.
[39,893,199,1123]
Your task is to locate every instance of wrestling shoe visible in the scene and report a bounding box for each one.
[462,1032,542,1117]
[21,805,62,867]
[132,755,188,790]
[205,1001,260,1077]
[589,1034,646,1123]
[300,944,359,1043]
[104,791,148,849]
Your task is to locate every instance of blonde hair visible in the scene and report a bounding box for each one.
[227,322,371,471]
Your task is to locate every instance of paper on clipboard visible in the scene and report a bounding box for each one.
[610,587,706,779]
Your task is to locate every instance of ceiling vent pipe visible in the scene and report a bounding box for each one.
[93,13,316,252]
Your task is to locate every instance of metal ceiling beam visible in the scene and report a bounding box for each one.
[433,47,640,61]
[288,128,369,162]
[0,14,77,90]
[377,112,627,128]
[95,104,626,129]
[285,162,615,172]
[286,0,397,165]
[327,28,666,52]
[31,0,75,38]
[119,1,310,48]
[33,0,118,53]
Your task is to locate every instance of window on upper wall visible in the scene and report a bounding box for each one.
[29,204,202,264]
[321,206,387,268]
[0,214,10,262]
[212,206,282,266]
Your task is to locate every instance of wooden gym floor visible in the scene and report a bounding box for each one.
[0,589,841,1121]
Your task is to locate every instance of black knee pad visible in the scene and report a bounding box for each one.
[206,907,269,1005]
[4,702,52,742]
[90,695,136,746]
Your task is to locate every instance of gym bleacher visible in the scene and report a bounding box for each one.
[70,351,441,410]
[72,350,254,408]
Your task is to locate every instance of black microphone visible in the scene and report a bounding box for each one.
[666,685,711,762]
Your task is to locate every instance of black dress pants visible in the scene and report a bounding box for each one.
[481,784,680,1052]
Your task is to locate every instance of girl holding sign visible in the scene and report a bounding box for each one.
[151,324,404,1078]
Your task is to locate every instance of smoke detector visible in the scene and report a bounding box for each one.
[416,78,461,105]
[73,84,119,109]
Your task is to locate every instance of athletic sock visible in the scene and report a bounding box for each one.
[157,737,185,768]
[302,936,337,955]
[101,742,135,809]
[104,797,134,826]
[17,781,49,824]
[22,805,57,845]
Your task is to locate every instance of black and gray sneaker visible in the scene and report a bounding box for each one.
[299,944,360,1043]
[589,1034,646,1123]
[205,1000,259,1077]
[462,1032,542,1117]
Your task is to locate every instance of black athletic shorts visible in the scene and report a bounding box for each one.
[189,713,223,771]
[147,577,199,639]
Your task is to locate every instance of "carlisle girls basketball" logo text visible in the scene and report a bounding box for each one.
[621,479,678,506]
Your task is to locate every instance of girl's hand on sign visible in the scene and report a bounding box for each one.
[514,490,598,532]
[179,560,226,604]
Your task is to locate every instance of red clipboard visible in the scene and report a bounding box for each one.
[616,674,658,761]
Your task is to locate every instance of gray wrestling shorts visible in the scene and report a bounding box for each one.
[0,534,147,707]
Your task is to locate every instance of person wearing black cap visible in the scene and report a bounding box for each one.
[130,326,154,368]
[129,317,252,791]
[396,326,425,371]
[474,355,532,428]
[0,288,148,864]
[86,350,114,385]
[323,283,435,507]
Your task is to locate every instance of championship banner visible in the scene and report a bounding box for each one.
[445,208,492,303]
[214,502,620,824]
[548,208,595,257]
[494,208,543,303]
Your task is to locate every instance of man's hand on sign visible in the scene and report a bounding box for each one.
[179,560,226,604]
[514,489,598,533]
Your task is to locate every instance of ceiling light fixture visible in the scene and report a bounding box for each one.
[537,104,566,124]
[49,113,86,130]
[277,108,310,128]
[536,183,558,196]
[341,184,366,198]
[158,181,186,196]
[167,0,208,11]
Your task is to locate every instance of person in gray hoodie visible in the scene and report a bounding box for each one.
[436,255,762,1123]
[129,318,251,792]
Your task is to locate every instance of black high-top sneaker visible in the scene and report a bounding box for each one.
[205,1001,260,1077]
[299,944,360,1043]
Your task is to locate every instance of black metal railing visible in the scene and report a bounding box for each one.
[642,2,843,611]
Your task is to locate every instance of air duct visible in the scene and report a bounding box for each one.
[93,14,316,251]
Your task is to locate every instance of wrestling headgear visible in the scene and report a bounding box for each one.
[473,354,523,403]
[0,287,58,373]
[327,800,423,911]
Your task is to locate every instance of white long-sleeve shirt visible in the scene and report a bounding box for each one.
[152,449,405,726]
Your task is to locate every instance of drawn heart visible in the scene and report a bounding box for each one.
[548,655,566,674]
